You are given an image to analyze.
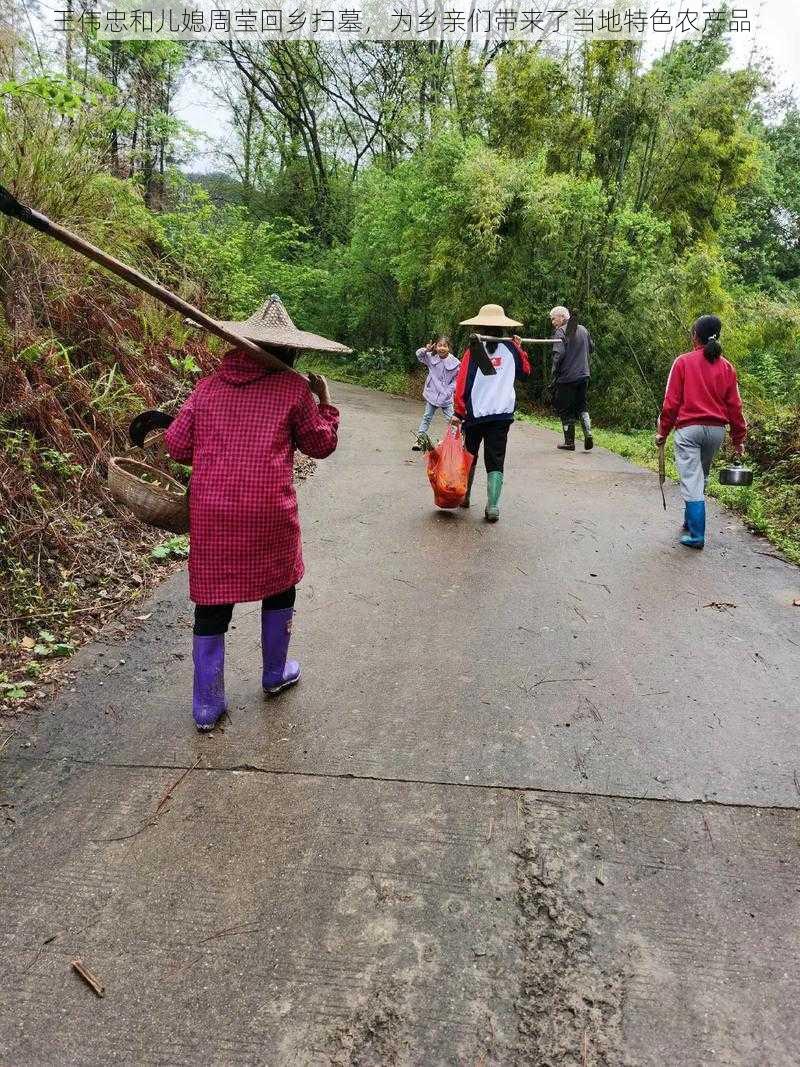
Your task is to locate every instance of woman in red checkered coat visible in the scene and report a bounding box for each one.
[162,295,350,731]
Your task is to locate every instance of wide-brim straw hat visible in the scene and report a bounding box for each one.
[459,303,523,329]
[214,294,352,353]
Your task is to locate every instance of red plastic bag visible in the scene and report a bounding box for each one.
[426,424,473,509]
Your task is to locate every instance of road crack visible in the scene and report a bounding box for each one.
[10,754,800,814]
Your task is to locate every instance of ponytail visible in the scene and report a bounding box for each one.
[703,337,722,363]
[565,309,579,343]
[692,314,723,364]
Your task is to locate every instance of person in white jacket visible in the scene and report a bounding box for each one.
[449,304,531,522]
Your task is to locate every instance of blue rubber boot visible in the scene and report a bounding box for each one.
[262,608,301,695]
[682,503,689,532]
[192,635,226,731]
[681,500,705,549]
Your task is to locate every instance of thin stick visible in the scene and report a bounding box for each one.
[100,756,202,843]
[620,327,662,415]
[197,922,263,946]
[0,185,323,375]
[0,723,24,755]
[154,755,202,816]
[472,332,557,344]
[754,551,794,566]
[3,602,127,624]
[702,815,715,849]
[71,959,105,997]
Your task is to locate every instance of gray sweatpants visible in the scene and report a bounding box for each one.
[674,425,726,502]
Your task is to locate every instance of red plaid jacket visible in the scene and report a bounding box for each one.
[164,349,339,605]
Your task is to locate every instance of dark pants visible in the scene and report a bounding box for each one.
[194,587,296,636]
[464,420,511,474]
[555,378,589,423]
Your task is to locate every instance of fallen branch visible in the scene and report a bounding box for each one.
[71,959,105,997]
[533,676,591,688]
[755,551,795,566]
[573,745,589,780]
[3,602,127,624]
[100,756,202,842]
[702,815,715,849]
[155,756,202,816]
[0,721,26,755]
[197,922,263,946]
[583,695,603,724]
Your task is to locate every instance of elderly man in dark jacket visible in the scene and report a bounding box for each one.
[550,306,594,451]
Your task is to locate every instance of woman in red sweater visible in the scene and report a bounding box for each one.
[655,314,747,549]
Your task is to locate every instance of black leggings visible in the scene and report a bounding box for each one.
[555,378,589,423]
[194,587,296,636]
[464,420,511,474]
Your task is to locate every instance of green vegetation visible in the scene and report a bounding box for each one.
[1,18,799,701]
[300,352,414,398]
[150,535,190,561]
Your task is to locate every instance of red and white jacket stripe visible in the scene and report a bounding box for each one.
[454,339,531,425]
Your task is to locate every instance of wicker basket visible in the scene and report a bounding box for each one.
[107,456,189,534]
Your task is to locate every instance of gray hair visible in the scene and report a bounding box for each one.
[550,306,570,319]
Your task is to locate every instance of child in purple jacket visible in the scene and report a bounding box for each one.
[412,336,461,450]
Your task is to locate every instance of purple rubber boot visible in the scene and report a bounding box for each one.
[261,608,301,695]
[192,634,226,731]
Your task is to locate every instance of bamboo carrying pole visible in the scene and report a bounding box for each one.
[467,332,557,375]
[472,332,558,344]
[0,184,298,376]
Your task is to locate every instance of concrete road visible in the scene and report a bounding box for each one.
[1,382,798,1065]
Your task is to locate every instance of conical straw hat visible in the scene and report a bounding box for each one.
[459,303,523,328]
[214,294,352,353]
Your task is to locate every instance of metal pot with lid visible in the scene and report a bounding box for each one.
[719,460,753,487]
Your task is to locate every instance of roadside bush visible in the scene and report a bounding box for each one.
[155,180,333,329]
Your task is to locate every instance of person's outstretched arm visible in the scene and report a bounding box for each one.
[510,336,531,380]
[551,327,566,382]
[451,349,472,422]
[725,365,747,453]
[164,390,197,464]
[416,343,434,368]
[657,357,685,441]
[291,374,340,459]
[445,355,461,389]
